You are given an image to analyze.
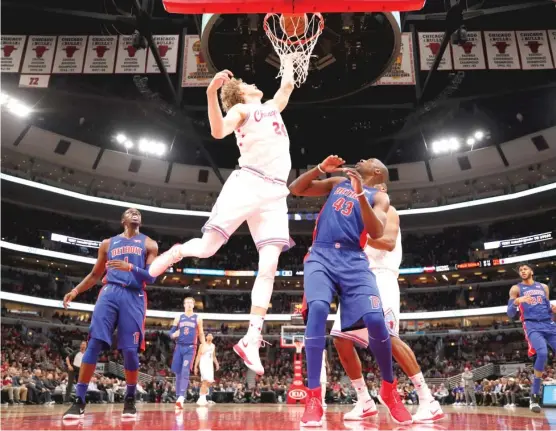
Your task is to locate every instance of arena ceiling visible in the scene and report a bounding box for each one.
[2,0,556,176]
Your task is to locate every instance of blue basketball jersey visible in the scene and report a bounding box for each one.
[518,281,551,322]
[313,180,378,248]
[176,313,198,345]
[104,233,148,290]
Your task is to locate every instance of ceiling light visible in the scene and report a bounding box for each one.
[474,130,484,140]
[467,138,475,146]
[124,140,134,150]
[115,134,127,144]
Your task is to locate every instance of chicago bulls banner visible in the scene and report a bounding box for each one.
[115,35,147,73]
[83,36,117,74]
[52,36,87,74]
[1,35,26,73]
[182,35,214,87]
[376,33,416,85]
[549,30,556,68]
[418,32,453,71]
[484,31,520,70]
[516,31,554,70]
[451,31,486,70]
[21,36,57,74]
[146,35,179,73]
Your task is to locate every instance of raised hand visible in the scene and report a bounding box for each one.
[319,155,346,173]
[207,70,233,93]
[342,168,364,195]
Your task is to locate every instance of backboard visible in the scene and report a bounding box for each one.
[163,0,425,14]
[281,325,306,349]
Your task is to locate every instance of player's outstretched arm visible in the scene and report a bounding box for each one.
[63,239,110,308]
[270,55,295,112]
[207,70,246,139]
[289,155,346,196]
[367,207,400,251]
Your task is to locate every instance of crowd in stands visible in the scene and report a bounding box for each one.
[2,202,555,272]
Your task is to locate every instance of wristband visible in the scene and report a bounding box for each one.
[356,191,365,197]
[129,263,134,272]
[317,164,325,174]
[71,288,79,296]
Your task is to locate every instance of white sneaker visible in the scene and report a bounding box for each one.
[343,398,378,421]
[149,244,183,277]
[503,404,510,409]
[530,401,541,413]
[413,399,445,424]
[233,334,268,375]
[175,396,185,410]
[197,397,208,406]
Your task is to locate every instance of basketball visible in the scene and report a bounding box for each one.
[279,13,308,37]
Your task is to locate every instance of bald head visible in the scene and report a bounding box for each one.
[356,158,389,184]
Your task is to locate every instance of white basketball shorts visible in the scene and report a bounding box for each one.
[200,361,214,383]
[202,168,294,251]
[330,269,400,347]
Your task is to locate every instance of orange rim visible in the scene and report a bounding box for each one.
[263,13,324,47]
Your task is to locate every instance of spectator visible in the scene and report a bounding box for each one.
[462,368,476,406]
[65,341,87,403]
[434,383,449,405]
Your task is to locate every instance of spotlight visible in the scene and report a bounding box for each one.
[115,134,127,144]
[139,138,150,152]
[7,99,32,117]
[448,137,459,150]
[474,130,484,140]
[124,140,134,150]
[466,138,475,146]
[0,92,9,105]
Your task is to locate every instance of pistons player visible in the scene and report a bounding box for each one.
[62,208,158,420]
[508,263,556,413]
[170,297,205,409]
[331,183,444,423]
[149,58,297,375]
[290,155,412,426]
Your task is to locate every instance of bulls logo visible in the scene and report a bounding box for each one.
[2,45,16,57]
[94,46,109,58]
[158,45,169,57]
[125,45,138,57]
[460,41,475,54]
[63,46,78,58]
[289,389,307,400]
[33,46,49,58]
[526,41,541,54]
[493,42,509,54]
[426,42,441,55]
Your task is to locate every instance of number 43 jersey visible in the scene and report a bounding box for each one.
[313,180,379,249]
[233,101,291,182]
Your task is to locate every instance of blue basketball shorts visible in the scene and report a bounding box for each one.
[523,319,556,357]
[171,344,196,373]
[304,244,383,331]
[89,284,147,351]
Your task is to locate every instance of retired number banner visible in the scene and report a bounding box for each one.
[1,35,26,73]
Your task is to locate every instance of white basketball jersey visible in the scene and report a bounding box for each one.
[234,102,291,182]
[201,343,215,363]
[365,228,402,275]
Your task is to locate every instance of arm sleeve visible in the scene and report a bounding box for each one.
[130,264,157,284]
[168,326,177,338]
[507,298,519,318]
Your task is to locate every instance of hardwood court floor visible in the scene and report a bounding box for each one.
[1,402,555,430]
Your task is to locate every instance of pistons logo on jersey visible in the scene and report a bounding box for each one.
[370,295,381,310]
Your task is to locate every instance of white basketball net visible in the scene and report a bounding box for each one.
[294,340,304,354]
[263,13,324,87]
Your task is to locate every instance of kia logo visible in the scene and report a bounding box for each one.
[289,390,307,400]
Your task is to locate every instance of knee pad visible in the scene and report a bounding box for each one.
[534,348,548,372]
[82,338,105,365]
[122,348,140,371]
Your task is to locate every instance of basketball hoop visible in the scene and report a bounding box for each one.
[263,13,324,86]
[294,339,304,354]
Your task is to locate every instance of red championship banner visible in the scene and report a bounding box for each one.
[182,35,214,87]
[452,31,486,70]
[146,35,179,73]
[376,33,415,85]
[418,32,453,71]
[83,36,117,74]
[52,36,87,74]
[115,35,147,74]
[484,31,520,70]
[21,36,57,74]
[516,31,554,70]
[1,35,26,73]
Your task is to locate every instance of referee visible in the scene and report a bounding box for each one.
[65,341,87,403]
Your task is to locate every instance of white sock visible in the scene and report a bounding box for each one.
[247,315,265,337]
[409,372,433,402]
[351,377,371,402]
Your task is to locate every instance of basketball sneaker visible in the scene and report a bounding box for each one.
[378,379,413,425]
[530,394,541,413]
[300,387,324,427]
[122,396,137,418]
[197,396,208,406]
[175,396,185,410]
[412,399,445,423]
[149,244,184,277]
[233,334,268,375]
[343,397,378,421]
[62,399,85,420]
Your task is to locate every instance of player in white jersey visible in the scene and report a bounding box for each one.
[331,183,444,424]
[194,333,219,406]
[320,350,329,409]
[149,57,297,376]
